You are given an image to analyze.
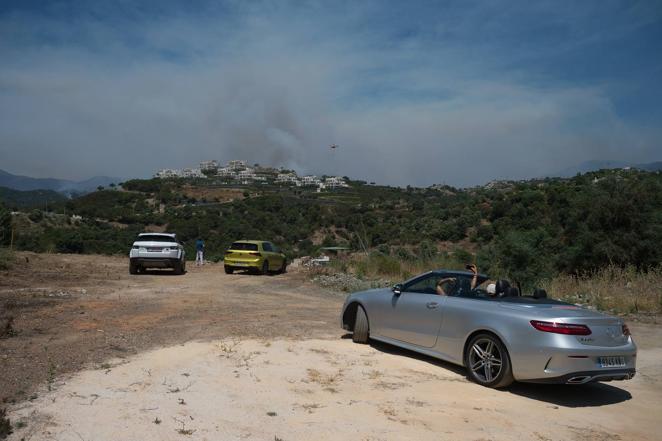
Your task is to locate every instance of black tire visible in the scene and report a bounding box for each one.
[464,333,514,388]
[129,261,138,275]
[352,305,369,344]
[261,260,269,275]
[173,261,184,275]
[279,260,287,274]
[224,265,234,274]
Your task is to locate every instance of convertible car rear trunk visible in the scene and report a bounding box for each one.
[500,301,629,347]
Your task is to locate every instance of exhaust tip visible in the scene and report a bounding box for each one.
[567,375,592,384]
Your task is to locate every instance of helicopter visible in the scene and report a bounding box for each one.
[329,144,338,150]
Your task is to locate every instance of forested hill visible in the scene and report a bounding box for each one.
[1,168,661,285]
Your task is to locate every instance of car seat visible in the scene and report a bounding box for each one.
[532,288,548,299]
[495,280,511,298]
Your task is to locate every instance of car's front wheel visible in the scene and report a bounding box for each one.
[129,261,138,275]
[352,305,369,344]
[224,265,234,274]
[465,333,514,388]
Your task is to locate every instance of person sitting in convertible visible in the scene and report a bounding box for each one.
[436,264,498,297]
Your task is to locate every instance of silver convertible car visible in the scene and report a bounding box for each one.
[340,270,636,388]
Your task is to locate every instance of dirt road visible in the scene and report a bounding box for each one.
[2,253,662,440]
[0,253,342,402]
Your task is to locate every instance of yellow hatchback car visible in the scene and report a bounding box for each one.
[223,240,287,275]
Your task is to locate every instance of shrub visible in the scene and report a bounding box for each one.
[0,248,14,270]
[0,408,11,439]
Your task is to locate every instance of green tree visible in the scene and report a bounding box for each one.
[481,228,555,292]
[0,202,11,245]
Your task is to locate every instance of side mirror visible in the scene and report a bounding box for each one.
[392,284,403,295]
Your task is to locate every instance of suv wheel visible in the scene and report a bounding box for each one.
[129,261,138,275]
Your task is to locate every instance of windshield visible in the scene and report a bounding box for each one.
[136,235,177,243]
[230,242,258,251]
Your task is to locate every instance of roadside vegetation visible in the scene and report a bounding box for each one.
[541,265,662,314]
[1,168,661,313]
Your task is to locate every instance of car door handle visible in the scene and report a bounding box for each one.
[426,302,439,309]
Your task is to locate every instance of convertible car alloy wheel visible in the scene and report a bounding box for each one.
[469,337,503,382]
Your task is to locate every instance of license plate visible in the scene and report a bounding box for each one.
[599,356,626,368]
[234,262,247,266]
[147,248,162,252]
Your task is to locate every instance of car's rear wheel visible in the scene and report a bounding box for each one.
[465,333,514,388]
[352,305,369,344]
[173,261,184,275]
[224,265,234,274]
[261,260,269,275]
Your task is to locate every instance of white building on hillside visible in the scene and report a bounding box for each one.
[228,160,247,171]
[300,175,320,186]
[217,167,236,178]
[237,168,257,183]
[200,160,219,173]
[155,169,181,178]
[276,173,300,185]
[324,176,349,189]
[181,168,206,178]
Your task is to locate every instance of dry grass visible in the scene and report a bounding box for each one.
[330,252,466,282]
[541,266,662,314]
[305,368,343,387]
[364,369,383,380]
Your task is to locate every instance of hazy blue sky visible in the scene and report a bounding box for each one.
[1,0,661,186]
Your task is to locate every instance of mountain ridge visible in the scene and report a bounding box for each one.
[551,160,662,178]
[0,169,120,194]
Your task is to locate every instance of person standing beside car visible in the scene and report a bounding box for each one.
[195,238,205,266]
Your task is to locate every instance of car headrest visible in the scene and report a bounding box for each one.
[495,279,510,296]
[506,286,520,297]
[532,288,548,299]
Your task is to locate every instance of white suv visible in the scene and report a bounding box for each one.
[129,233,186,275]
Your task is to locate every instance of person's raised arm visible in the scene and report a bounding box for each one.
[468,264,478,289]
[436,277,456,295]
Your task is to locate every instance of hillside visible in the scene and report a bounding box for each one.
[2,168,661,288]
[0,186,67,209]
[552,160,662,177]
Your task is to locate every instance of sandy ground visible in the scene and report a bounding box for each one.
[7,339,662,441]
[2,253,662,440]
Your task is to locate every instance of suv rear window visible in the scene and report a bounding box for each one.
[230,242,258,251]
[137,235,177,243]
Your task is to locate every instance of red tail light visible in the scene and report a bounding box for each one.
[530,320,592,335]
[622,323,631,337]
[249,252,262,257]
